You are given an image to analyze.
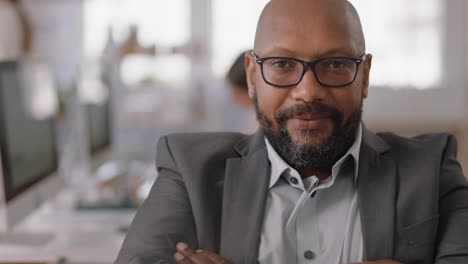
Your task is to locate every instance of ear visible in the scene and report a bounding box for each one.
[244,51,256,99]
[362,54,372,98]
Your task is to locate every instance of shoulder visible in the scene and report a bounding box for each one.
[156,132,247,171]
[376,131,458,167]
[378,132,456,152]
[158,132,246,157]
[162,132,246,148]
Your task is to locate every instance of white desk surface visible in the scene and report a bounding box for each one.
[0,190,136,264]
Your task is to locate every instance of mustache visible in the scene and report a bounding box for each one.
[275,101,343,124]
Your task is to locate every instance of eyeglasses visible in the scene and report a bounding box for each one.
[251,51,367,88]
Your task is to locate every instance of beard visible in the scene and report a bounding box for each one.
[254,95,362,171]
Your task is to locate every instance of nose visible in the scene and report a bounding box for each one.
[289,66,328,103]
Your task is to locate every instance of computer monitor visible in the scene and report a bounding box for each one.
[0,61,63,238]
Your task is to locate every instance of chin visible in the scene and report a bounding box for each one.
[289,127,333,147]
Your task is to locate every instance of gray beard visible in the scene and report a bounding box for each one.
[254,95,362,171]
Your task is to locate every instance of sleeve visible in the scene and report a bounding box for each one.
[435,135,468,263]
[114,136,198,264]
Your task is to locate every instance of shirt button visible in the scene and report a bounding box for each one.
[304,250,315,260]
[289,177,298,185]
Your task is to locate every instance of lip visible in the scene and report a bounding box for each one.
[288,114,330,130]
[292,113,330,120]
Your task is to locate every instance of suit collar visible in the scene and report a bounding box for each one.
[233,129,267,157]
[358,126,397,260]
[362,124,390,154]
[220,131,270,263]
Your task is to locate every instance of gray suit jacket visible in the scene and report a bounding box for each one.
[115,128,468,264]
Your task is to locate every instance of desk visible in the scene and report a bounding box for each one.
[0,190,136,264]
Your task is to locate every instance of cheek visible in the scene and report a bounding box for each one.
[350,88,363,104]
[330,86,363,119]
[255,84,290,118]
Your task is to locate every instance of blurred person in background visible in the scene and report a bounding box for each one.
[115,0,468,263]
[226,51,251,109]
[223,51,257,133]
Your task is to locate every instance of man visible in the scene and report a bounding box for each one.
[115,0,468,263]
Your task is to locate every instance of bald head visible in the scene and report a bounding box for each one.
[254,0,365,57]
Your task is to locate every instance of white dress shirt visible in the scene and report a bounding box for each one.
[259,125,364,264]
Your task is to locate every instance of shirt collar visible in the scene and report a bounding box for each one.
[265,124,362,189]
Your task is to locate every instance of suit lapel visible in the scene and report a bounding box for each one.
[358,128,397,260]
[220,131,270,263]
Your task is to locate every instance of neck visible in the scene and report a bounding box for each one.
[298,169,331,181]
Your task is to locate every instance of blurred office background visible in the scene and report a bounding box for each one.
[0,0,466,263]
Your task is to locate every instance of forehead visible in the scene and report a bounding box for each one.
[255,1,362,58]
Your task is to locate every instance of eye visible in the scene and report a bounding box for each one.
[271,59,295,68]
[328,60,347,69]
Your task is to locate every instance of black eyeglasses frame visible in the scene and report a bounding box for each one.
[251,51,367,88]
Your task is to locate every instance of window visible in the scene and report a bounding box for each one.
[349,0,466,126]
[212,0,269,77]
[350,0,443,89]
[84,0,191,86]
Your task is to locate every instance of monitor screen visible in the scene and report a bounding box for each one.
[0,61,58,202]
